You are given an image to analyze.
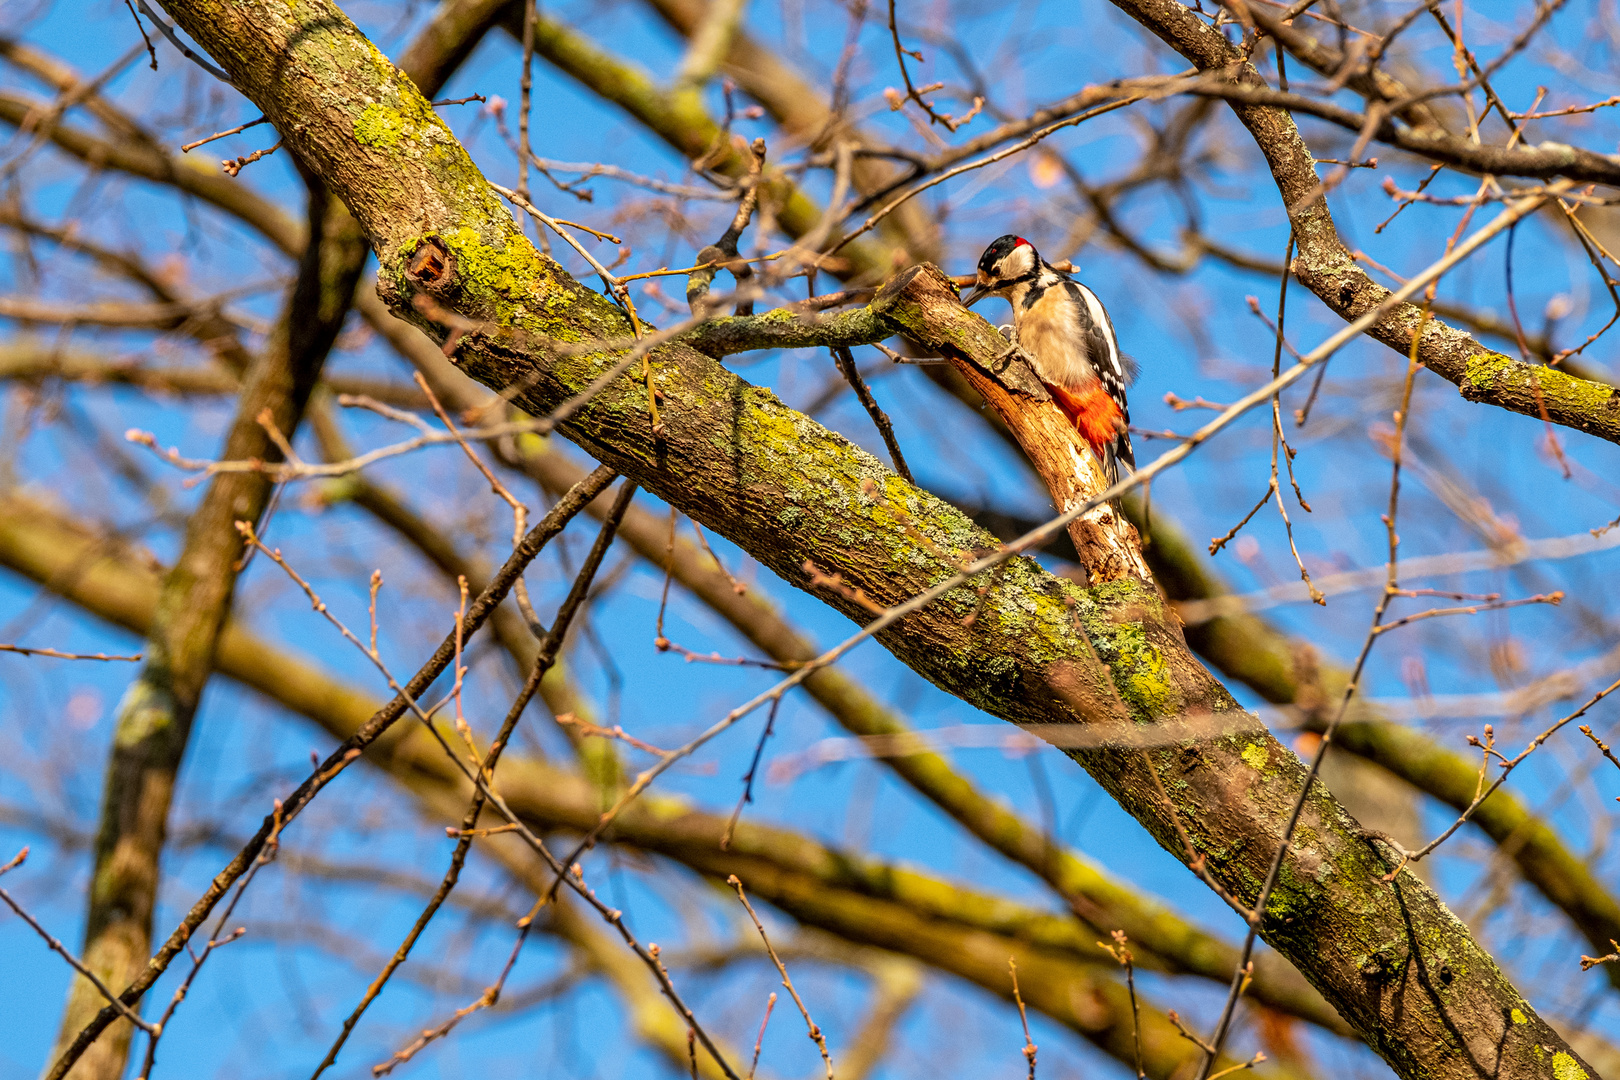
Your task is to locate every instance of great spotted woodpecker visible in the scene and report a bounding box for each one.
[962,235,1138,483]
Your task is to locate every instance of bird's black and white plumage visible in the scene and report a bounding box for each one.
[963,235,1137,482]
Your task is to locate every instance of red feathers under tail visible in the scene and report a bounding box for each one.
[1046,382,1125,479]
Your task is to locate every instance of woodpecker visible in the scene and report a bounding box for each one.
[962,235,1138,483]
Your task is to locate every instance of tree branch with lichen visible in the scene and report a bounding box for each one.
[1107,0,1620,452]
[0,488,1304,1080]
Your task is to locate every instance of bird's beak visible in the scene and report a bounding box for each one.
[962,284,992,308]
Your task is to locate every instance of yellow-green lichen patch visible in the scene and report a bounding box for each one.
[439,226,556,326]
[354,102,405,148]
[351,78,470,179]
[113,679,177,747]
[1240,742,1269,771]
[1061,579,1178,721]
[1462,352,1511,389]
[1122,646,1172,716]
[1102,622,1173,716]
[1458,351,1620,437]
[1552,1052,1588,1080]
[1511,1008,1528,1024]
[1239,741,1282,781]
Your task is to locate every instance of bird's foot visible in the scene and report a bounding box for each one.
[989,330,1031,375]
[985,340,1051,403]
[991,342,1037,376]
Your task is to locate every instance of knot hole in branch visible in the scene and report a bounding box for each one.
[405,235,457,295]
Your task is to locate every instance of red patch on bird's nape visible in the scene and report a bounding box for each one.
[1014,237,1030,248]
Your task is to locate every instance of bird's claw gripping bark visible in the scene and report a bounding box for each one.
[985,335,1051,402]
[989,327,1029,373]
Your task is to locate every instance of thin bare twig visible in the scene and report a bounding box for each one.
[1100,933,1143,1079]
[1206,1054,1267,1080]
[1198,295,1440,1076]
[729,876,835,1080]
[1580,725,1620,774]
[721,697,782,850]
[0,850,159,1037]
[1581,940,1620,971]
[747,994,776,1080]
[556,713,672,756]
[0,643,140,660]
[1382,675,1620,875]
[691,520,747,595]
[1008,958,1038,1080]
[1512,94,1620,118]
[221,137,282,177]
[834,92,1151,254]
[133,0,229,81]
[181,115,268,153]
[123,0,157,70]
[309,483,634,1075]
[832,345,912,483]
[516,0,536,204]
[1370,591,1562,634]
[254,482,735,1080]
[885,0,983,131]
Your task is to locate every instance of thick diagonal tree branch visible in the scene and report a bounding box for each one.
[396,350,1343,1032]
[1128,505,1620,991]
[140,2,1594,1076]
[0,489,1295,1080]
